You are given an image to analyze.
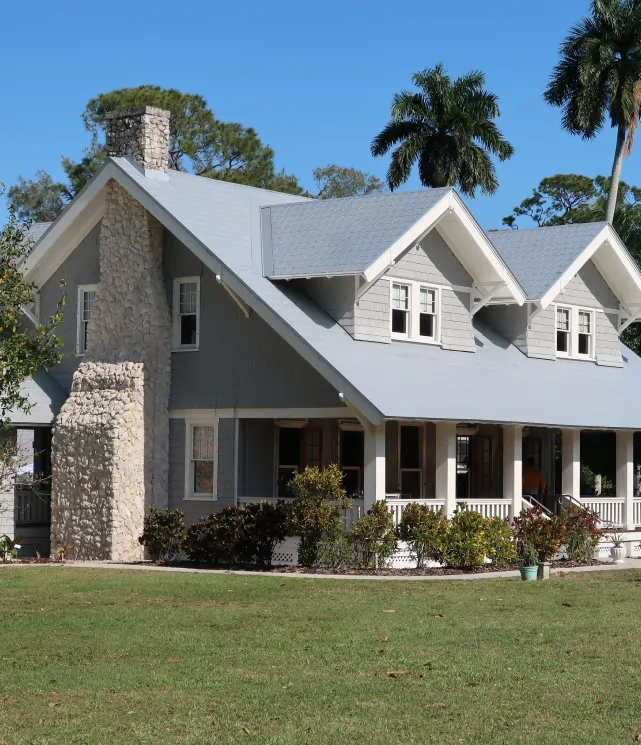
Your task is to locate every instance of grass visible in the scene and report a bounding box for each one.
[1,567,641,744]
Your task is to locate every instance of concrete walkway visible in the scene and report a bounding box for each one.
[3,558,639,581]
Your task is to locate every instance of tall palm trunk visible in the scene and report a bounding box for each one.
[606,124,627,224]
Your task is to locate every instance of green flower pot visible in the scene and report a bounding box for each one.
[520,566,538,582]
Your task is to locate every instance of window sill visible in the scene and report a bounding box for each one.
[555,354,596,363]
[184,495,218,501]
[172,346,200,353]
[391,336,442,347]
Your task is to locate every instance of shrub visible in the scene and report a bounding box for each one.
[512,506,564,562]
[561,504,602,562]
[185,507,248,565]
[519,541,539,567]
[242,501,289,566]
[138,508,186,562]
[350,500,396,569]
[396,503,448,568]
[443,510,489,569]
[315,530,354,570]
[287,465,350,567]
[484,516,517,567]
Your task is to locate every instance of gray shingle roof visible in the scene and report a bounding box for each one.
[110,158,641,429]
[488,222,607,300]
[262,189,451,277]
[27,222,52,242]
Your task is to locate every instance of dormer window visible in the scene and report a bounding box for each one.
[390,278,440,343]
[556,304,594,360]
[419,287,437,340]
[391,283,410,335]
[556,307,570,356]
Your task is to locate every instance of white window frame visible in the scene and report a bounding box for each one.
[173,277,200,351]
[555,305,571,359]
[554,304,595,361]
[184,416,218,501]
[388,277,441,344]
[76,284,98,356]
[390,282,411,339]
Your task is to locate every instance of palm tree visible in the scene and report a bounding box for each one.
[370,64,514,196]
[544,0,641,224]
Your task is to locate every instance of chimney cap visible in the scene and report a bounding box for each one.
[104,106,170,120]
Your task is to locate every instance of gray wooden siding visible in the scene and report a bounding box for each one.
[554,260,622,367]
[164,232,341,409]
[526,306,556,360]
[555,260,619,309]
[38,223,101,392]
[441,289,475,352]
[168,417,236,525]
[391,229,473,287]
[354,280,390,342]
[302,276,355,335]
[596,312,623,367]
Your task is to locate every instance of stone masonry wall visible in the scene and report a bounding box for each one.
[105,107,170,173]
[51,179,172,560]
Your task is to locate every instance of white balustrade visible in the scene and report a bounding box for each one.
[385,498,446,527]
[634,500,641,528]
[459,499,510,519]
[578,497,624,526]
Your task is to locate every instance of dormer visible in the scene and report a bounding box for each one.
[260,190,525,350]
[483,223,641,367]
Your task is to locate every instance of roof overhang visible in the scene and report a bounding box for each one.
[538,224,641,311]
[362,190,526,305]
[23,158,384,426]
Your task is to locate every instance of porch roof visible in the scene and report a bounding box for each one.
[7,370,66,426]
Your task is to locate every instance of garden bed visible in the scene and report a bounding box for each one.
[163,557,604,575]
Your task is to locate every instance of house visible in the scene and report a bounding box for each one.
[5,106,641,561]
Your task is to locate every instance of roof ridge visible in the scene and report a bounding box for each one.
[490,221,608,235]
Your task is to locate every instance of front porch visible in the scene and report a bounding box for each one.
[235,415,641,532]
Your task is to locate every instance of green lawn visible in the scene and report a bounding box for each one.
[1,567,641,744]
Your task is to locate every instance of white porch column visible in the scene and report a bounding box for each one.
[616,430,635,530]
[0,428,17,540]
[363,422,386,512]
[503,424,523,519]
[562,429,581,499]
[435,421,457,517]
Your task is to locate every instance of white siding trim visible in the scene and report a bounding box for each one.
[169,407,350,420]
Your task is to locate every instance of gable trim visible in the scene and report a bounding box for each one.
[538,225,641,310]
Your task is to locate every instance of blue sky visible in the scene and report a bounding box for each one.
[2,0,638,229]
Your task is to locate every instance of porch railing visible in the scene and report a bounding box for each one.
[577,497,624,527]
[236,496,365,531]
[634,500,641,527]
[14,489,51,527]
[461,499,510,520]
[386,498,446,527]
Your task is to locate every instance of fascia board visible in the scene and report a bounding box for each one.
[24,164,112,286]
[448,192,526,305]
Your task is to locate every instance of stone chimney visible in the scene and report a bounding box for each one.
[51,108,172,561]
[105,106,171,173]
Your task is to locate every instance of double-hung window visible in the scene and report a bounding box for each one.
[556,305,594,359]
[419,287,437,340]
[390,278,440,343]
[76,284,98,356]
[577,310,592,357]
[173,277,200,350]
[556,306,570,356]
[186,422,216,500]
[391,283,410,336]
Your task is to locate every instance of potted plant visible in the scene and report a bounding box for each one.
[607,527,626,563]
[519,542,539,581]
